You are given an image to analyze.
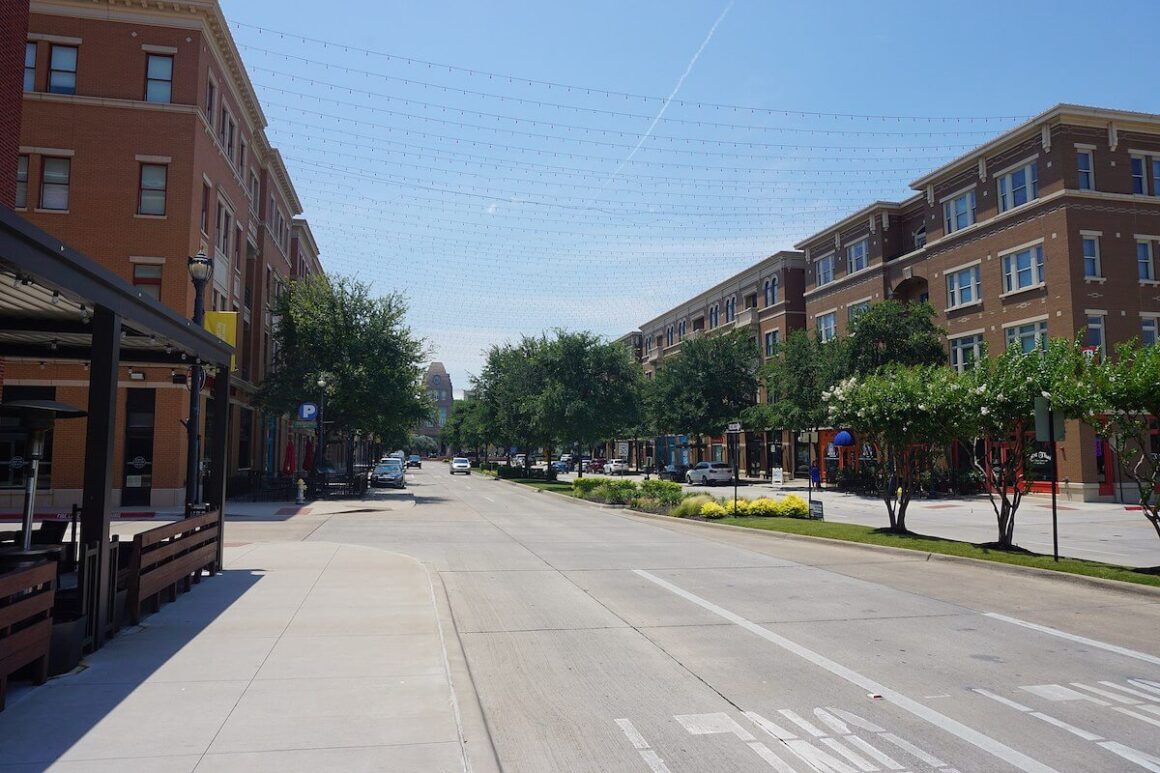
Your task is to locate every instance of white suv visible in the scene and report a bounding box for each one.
[450,457,472,475]
[686,461,733,486]
[605,458,629,475]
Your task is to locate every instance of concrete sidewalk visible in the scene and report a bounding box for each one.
[0,541,477,772]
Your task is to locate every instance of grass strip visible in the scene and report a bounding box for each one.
[511,479,575,495]
[721,516,1160,588]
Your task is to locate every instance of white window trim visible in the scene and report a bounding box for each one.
[1136,237,1157,283]
[19,146,74,157]
[998,240,1046,296]
[813,307,838,318]
[1079,233,1102,280]
[28,33,82,45]
[129,256,166,265]
[946,261,982,310]
[1001,313,1049,331]
[135,154,172,164]
[845,237,870,274]
[1086,312,1107,350]
[141,44,178,54]
[948,332,985,371]
[996,159,1039,213]
[992,153,1040,180]
[1130,153,1152,196]
[815,252,836,286]
[939,182,977,204]
[1075,147,1096,191]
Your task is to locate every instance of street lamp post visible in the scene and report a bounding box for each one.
[185,252,212,510]
[315,376,327,476]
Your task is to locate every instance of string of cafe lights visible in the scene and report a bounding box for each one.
[230,20,1028,123]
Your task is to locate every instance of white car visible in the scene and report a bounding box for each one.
[686,461,734,486]
[605,458,629,475]
[450,457,472,475]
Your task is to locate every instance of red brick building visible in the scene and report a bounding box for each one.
[3,0,322,508]
[798,104,1160,500]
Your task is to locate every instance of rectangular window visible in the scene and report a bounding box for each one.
[1154,159,1160,198]
[15,155,28,208]
[1139,240,1155,281]
[39,157,70,210]
[248,172,260,213]
[144,54,172,103]
[200,183,210,233]
[23,42,35,91]
[763,330,779,357]
[1132,156,1147,195]
[138,163,167,215]
[913,225,927,249]
[1001,244,1045,293]
[206,79,216,118]
[216,202,232,255]
[942,189,976,234]
[950,334,983,372]
[946,264,981,308]
[1086,314,1106,351]
[1143,317,1158,346]
[997,161,1039,212]
[817,312,837,343]
[1006,320,1048,353]
[1082,236,1101,278]
[238,140,247,171]
[1076,150,1094,191]
[48,45,77,95]
[846,238,869,273]
[816,253,835,286]
[848,301,870,323]
[132,264,162,300]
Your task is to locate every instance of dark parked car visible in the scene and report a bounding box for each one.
[406,455,422,468]
[659,463,690,482]
[586,458,606,473]
[369,461,406,489]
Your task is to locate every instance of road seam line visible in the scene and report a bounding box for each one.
[982,613,1160,666]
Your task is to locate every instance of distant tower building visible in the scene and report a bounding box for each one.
[418,363,454,451]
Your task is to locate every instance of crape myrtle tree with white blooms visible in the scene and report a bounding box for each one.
[824,365,969,534]
[1083,341,1160,541]
[957,338,1093,549]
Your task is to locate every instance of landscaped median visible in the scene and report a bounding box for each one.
[498,474,1160,590]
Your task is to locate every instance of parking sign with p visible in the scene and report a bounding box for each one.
[298,402,319,422]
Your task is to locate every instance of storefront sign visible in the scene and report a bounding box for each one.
[809,500,824,520]
[770,467,784,486]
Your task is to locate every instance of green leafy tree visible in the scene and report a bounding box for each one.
[474,337,548,472]
[748,330,849,433]
[259,275,430,469]
[959,339,1092,547]
[442,397,495,458]
[1083,341,1160,540]
[647,330,760,438]
[847,300,946,375]
[408,434,439,454]
[825,365,969,533]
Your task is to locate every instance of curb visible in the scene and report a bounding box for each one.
[527,485,1160,598]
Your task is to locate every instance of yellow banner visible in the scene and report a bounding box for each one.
[203,311,238,371]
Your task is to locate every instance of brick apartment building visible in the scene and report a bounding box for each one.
[2,0,323,509]
[635,251,806,477]
[629,104,1160,501]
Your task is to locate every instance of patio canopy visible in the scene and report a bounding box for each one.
[0,206,233,648]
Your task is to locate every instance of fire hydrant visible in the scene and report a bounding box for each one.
[296,477,307,505]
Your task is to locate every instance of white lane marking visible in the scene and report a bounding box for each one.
[1098,741,1160,772]
[1098,681,1160,701]
[743,710,798,740]
[634,570,1058,773]
[482,495,496,503]
[813,708,850,735]
[984,613,1160,667]
[678,713,800,772]
[1129,679,1160,698]
[783,739,860,773]
[829,708,885,733]
[843,735,903,770]
[1029,712,1103,741]
[1140,705,1160,717]
[615,718,650,750]
[1020,684,1109,705]
[881,731,949,768]
[675,712,755,740]
[779,708,826,737]
[614,718,674,773]
[819,737,877,771]
[972,688,1032,712]
[1070,682,1140,704]
[1113,706,1160,729]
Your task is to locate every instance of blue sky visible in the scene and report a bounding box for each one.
[224,0,1160,395]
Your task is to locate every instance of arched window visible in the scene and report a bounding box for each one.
[678,320,686,339]
[765,276,779,306]
[666,326,674,347]
[725,296,736,322]
[709,304,720,328]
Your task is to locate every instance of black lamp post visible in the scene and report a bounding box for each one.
[186,251,212,509]
[315,375,327,475]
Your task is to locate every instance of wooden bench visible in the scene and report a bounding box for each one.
[0,561,56,711]
[125,510,220,625]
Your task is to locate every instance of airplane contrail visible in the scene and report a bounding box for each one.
[603,0,735,187]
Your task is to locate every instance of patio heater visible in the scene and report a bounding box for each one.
[0,400,87,554]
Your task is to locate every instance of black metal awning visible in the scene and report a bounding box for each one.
[0,206,231,367]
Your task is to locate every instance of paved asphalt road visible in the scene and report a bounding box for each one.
[339,467,1160,773]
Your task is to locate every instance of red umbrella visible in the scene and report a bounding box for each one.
[281,439,296,476]
[301,439,314,473]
